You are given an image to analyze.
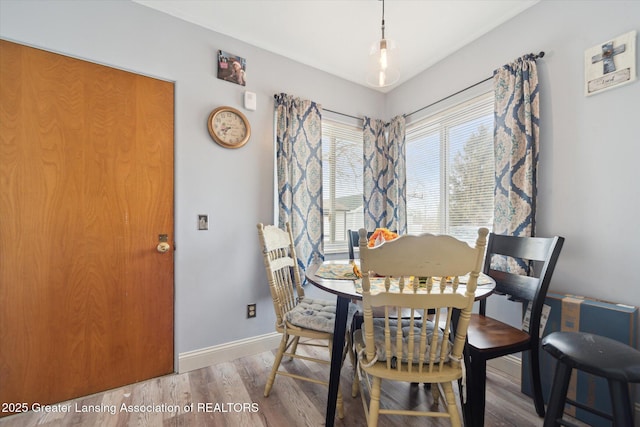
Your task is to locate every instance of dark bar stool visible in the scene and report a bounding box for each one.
[541,331,640,427]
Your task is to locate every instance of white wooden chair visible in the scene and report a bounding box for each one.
[257,223,356,419]
[353,227,488,427]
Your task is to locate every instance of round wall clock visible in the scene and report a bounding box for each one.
[207,106,251,149]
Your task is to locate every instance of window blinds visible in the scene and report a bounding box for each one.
[322,119,364,251]
[406,91,494,244]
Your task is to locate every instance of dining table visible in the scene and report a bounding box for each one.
[305,259,496,427]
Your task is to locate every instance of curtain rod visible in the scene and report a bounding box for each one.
[404,51,545,119]
[404,76,492,118]
[274,51,544,122]
[324,108,362,121]
[273,94,362,121]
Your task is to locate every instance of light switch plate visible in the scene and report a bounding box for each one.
[198,214,208,230]
[244,91,256,111]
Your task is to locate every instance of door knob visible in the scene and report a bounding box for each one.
[157,242,170,253]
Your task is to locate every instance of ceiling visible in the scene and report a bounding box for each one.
[133,0,539,92]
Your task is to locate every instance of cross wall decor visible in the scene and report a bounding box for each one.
[584,31,637,96]
[592,42,626,74]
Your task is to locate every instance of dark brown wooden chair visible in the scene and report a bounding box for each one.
[348,229,372,260]
[464,233,564,426]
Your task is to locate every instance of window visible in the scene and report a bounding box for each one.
[405,91,494,244]
[322,118,364,253]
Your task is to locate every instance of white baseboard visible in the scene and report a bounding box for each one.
[487,354,521,380]
[180,338,522,378]
[178,332,281,373]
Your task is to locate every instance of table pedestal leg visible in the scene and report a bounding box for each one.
[461,343,474,427]
[325,295,349,427]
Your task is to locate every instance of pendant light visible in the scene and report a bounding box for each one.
[366,0,399,87]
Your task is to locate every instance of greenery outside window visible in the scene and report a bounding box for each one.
[405,91,494,244]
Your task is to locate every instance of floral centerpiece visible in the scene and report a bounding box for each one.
[368,228,399,247]
[350,228,399,278]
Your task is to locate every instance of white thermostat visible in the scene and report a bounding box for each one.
[244,91,257,111]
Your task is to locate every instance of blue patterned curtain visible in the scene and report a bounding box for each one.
[493,55,540,271]
[363,115,407,234]
[275,93,324,271]
[493,55,539,238]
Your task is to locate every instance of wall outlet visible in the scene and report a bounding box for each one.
[247,303,256,318]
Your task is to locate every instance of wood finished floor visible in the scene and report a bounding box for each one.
[1,343,588,427]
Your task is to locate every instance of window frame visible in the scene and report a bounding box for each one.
[321,114,364,255]
[405,86,495,243]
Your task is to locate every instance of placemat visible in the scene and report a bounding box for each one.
[315,262,360,280]
[315,261,492,295]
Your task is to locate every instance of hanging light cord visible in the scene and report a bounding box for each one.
[381,0,385,39]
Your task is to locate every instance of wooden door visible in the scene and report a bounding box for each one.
[0,40,174,412]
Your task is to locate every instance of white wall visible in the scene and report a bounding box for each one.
[0,0,385,360]
[389,0,640,325]
[2,0,639,366]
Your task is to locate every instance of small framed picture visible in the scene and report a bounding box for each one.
[584,31,636,96]
[217,50,246,86]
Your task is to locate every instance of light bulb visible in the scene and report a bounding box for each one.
[366,32,399,87]
[379,39,388,70]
